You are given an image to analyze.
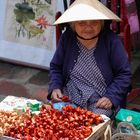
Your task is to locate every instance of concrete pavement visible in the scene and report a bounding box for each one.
[0,60,49,103]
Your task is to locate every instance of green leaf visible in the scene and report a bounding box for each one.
[29,25,44,36]
[15,3,33,12]
[14,8,35,23]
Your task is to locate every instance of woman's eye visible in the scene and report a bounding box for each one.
[76,21,100,27]
[78,22,85,26]
[92,21,100,25]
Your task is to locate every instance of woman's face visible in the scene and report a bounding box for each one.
[74,20,102,40]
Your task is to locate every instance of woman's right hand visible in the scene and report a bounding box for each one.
[51,89,63,102]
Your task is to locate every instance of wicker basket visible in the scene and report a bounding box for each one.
[111,122,140,140]
[111,133,140,140]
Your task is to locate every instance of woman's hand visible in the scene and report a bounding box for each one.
[51,89,63,101]
[96,97,112,109]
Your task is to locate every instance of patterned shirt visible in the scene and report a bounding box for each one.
[63,41,113,117]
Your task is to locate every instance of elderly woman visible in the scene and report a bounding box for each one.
[47,0,132,117]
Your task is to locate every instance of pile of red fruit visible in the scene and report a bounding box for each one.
[4,104,104,140]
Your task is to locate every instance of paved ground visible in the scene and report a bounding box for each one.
[0,60,49,103]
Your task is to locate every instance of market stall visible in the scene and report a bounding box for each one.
[0,96,111,140]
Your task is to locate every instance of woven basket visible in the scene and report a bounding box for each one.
[111,122,140,140]
[111,133,140,140]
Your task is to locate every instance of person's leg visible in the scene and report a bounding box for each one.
[87,94,113,117]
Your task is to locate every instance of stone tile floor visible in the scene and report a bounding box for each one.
[0,60,49,103]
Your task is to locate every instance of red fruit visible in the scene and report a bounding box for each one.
[61,96,70,102]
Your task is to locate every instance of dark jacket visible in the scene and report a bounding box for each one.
[48,28,132,109]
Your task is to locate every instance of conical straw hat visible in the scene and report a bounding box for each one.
[54,0,121,25]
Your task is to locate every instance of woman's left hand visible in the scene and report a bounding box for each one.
[96,97,112,109]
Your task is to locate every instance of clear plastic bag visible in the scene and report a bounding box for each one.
[53,101,77,111]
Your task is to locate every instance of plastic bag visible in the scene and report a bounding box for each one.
[53,102,77,111]
[115,109,140,130]
[111,122,140,140]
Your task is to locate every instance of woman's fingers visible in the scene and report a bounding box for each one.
[51,89,63,101]
[96,97,112,109]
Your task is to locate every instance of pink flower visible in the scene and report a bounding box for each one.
[36,15,52,29]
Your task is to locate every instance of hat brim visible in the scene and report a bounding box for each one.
[54,0,121,25]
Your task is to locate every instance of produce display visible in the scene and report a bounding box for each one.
[0,110,31,136]
[0,96,41,111]
[0,96,105,140]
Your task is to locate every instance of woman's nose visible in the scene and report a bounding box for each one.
[84,24,94,30]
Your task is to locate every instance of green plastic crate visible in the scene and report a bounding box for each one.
[115,109,140,130]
